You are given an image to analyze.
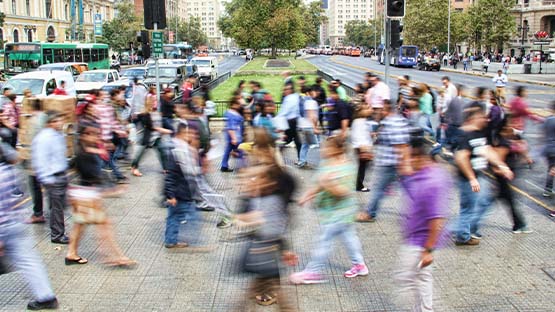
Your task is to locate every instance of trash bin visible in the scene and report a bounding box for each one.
[523,63,532,74]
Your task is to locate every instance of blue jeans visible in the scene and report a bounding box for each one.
[221,141,242,169]
[164,200,201,245]
[366,165,398,218]
[470,178,493,236]
[104,150,125,179]
[443,124,462,149]
[299,128,316,165]
[0,224,56,302]
[305,222,364,273]
[455,176,488,242]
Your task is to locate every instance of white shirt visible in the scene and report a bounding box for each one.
[297,98,319,129]
[351,118,372,148]
[492,74,508,87]
[365,81,390,109]
[445,83,457,100]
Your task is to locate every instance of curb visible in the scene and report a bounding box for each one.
[441,68,555,87]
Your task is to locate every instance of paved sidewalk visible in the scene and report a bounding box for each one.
[1,143,555,311]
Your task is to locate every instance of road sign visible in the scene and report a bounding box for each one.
[533,41,551,45]
[94,14,102,36]
[152,31,164,57]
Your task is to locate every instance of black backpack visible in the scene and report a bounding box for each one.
[430,90,437,114]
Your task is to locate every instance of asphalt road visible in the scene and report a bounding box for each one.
[309,55,555,213]
[216,55,247,75]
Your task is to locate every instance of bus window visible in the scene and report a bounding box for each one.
[65,49,75,62]
[83,49,91,63]
[43,48,54,64]
[75,49,83,62]
[92,49,99,62]
[99,49,107,61]
[54,49,64,62]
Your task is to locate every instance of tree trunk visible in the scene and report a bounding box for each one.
[271,44,277,59]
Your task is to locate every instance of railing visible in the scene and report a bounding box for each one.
[211,100,282,118]
[316,69,356,99]
[172,71,232,105]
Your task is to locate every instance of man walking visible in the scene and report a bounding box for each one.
[492,70,508,105]
[32,111,70,244]
[357,101,410,222]
[365,74,391,115]
[277,84,302,162]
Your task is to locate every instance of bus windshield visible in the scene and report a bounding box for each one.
[3,78,44,95]
[401,47,417,58]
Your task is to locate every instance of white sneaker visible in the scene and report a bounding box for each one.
[512,227,533,234]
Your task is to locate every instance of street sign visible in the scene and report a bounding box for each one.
[94,14,102,36]
[152,31,164,57]
[534,41,551,45]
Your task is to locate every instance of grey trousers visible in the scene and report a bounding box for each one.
[44,177,68,240]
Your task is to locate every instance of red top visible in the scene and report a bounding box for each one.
[53,88,67,95]
[509,96,543,130]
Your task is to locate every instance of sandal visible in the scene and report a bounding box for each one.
[131,169,143,177]
[105,258,137,268]
[255,293,277,306]
[65,257,88,265]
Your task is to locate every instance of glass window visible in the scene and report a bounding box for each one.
[13,29,19,43]
[99,49,106,61]
[83,49,91,63]
[92,49,99,62]
[54,49,64,62]
[42,48,54,64]
[107,73,113,82]
[12,0,16,14]
[45,0,53,18]
[26,0,30,15]
[65,49,75,62]
[74,49,83,62]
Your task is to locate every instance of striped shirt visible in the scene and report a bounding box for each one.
[94,102,124,142]
[374,114,410,167]
[0,164,24,227]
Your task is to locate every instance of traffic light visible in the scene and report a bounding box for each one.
[142,43,151,60]
[141,30,149,44]
[386,0,405,18]
[390,20,403,49]
[144,0,166,30]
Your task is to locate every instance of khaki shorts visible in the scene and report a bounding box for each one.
[496,86,506,99]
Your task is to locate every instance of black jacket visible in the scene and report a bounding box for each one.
[164,152,194,201]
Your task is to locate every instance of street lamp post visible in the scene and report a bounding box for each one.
[447,0,451,55]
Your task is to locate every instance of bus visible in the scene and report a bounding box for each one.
[3,42,110,76]
[163,43,194,61]
[378,45,419,67]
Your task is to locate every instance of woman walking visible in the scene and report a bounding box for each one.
[290,135,368,284]
[351,86,373,192]
[221,97,244,172]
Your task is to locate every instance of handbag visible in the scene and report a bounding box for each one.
[242,237,281,276]
[68,186,107,224]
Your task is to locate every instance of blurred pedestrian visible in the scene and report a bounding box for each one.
[296,86,319,168]
[25,99,47,224]
[31,111,70,244]
[277,84,302,162]
[0,161,59,310]
[290,135,368,284]
[396,132,450,312]
[543,101,555,197]
[357,100,411,222]
[351,86,373,192]
[221,97,244,172]
[66,122,136,266]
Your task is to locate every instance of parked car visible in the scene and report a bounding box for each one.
[3,70,76,104]
[38,62,89,81]
[417,59,441,71]
[144,64,188,96]
[190,56,218,83]
[75,69,122,94]
[121,67,147,81]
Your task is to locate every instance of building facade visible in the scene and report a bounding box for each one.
[184,0,222,48]
[1,0,115,44]
[327,0,375,47]
[510,0,555,55]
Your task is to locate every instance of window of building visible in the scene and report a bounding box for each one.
[27,29,33,42]
[46,0,53,18]
[26,0,30,15]
[13,29,19,42]
[12,0,16,14]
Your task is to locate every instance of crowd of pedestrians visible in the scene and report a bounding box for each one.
[0,65,552,311]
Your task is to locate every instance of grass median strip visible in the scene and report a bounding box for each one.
[238,56,317,73]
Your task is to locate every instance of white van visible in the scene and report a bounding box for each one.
[3,71,76,104]
[190,56,218,82]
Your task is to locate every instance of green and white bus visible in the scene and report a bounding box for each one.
[3,42,110,76]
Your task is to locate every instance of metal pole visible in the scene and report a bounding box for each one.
[384,18,391,85]
[93,0,96,43]
[539,43,543,74]
[154,23,161,106]
[447,0,451,55]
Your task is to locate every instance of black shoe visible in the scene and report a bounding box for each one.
[116,177,130,184]
[220,168,233,173]
[27,298,59,310]
[51,236,70,245]
[196,205,215,212]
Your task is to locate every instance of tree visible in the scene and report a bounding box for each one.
[98,1,142,52]
[0,12,5,49]
[466,0,516,52]
[301,1,327,46]
[219,0,320,58]
[168,16,208,48]
[344,19,380,48]
[404,0,450,51]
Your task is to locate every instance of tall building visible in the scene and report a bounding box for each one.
[184,0,222,48]
[327,0,375,46]
[1,0,116,44]
[510,0,555,55]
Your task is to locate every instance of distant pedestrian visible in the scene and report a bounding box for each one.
[492,70,508,105]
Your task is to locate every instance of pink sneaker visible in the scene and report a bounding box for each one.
[289,271,328,285]
[344,264,369,278]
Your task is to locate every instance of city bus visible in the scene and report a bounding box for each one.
[379,45,419,67]
[163,43,194,61]
[3,42,110,76]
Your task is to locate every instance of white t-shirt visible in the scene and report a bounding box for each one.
[350,118,372,148]
[297,98,319,129]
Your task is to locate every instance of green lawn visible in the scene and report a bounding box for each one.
[210,74,322,103]
[237,56,317,72]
